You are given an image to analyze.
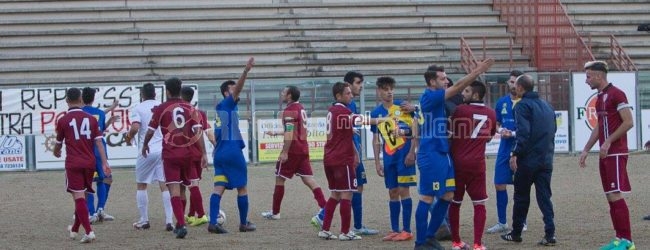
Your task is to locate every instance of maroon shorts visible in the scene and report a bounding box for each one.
[324,164,357,192]
[276,154,314,179]
[452,169,488,202]
[599,154,631,193]
[191,159,203,181]
[163,157,197,185]
[66,167,95,193]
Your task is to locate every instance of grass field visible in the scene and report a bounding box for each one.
[0,154,648,249]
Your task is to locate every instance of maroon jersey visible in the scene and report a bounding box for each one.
[189,109,209,158]
[324,103,356,167]
[597,84,632,155]
[450,103,497,172]
[55,108,103,170]
[283,102,309,155]
[148,98,201,159]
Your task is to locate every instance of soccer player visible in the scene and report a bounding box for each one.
[142,77,205,239]
[260,85,327,220]
[180,86,209,227]
[54,87,111,243]
[579,61,636,250]
[414,59,494,250]
[124,83,174,231]
[370,76,417,242]
[487,70,526,234]
[208,57,256,234]
[448,81,497,250]
[318,81,362,241]
[81,87,118,223]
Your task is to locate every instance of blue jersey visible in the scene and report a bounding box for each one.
[214,95,245,151]
[418,88,448,154]
[82,106,107,149]
[495,95,519,154]
[347,100,362,154]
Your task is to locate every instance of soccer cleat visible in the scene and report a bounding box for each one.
[239,221,256,232]
[339,231,362,241]
[67,225,77,240]
[165,223,174,232]
[208,223,228,234]
[426,237,445,250]
[392,231,414,241]
[600,238,621,250]
[190,215,208,226]
[97,209,114,222]
[473,243,487,250]
[79,232,96,243]
[612,239,635,250]
[501,232,523,243]
[382,231,400,241]
[523,223,528,232]
[173,225,188,239]
[538,235,557,246]
[352,226,379,235]
[644,215,650,221]
[486,223,509,234]
[261,211,281,220]
[185,216,196,225]
[310,215,323,231]
[318,230,338,240]
[452,241,470,250]
[133,221,151,230]
[435,225,452,241]
[89,214,99,225]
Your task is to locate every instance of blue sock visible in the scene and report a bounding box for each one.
[496,190,508,224]
[317,208,325,220]
[237,195,249,225]
[86,193,95,214]
[96,181,106,210]
[426,199,450,238]
[389,200,400,232]
[415,200,431,245]
[352,192,362,229]
[401,198,413,233]
[102,183,111,208]
[209,193,222,225]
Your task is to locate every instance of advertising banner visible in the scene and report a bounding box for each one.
[256,117,327,163]
[0,135,28,171]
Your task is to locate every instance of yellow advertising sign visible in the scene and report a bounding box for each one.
[256,117,327,162]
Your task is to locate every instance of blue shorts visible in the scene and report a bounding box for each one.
[214,149,247,189]
[494,153,514,185]
[384,156,416,189]
[92,154,111,182]
[416,151,455,198]
[355,161,367,186]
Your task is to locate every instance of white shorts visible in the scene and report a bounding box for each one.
[135,151,165,184]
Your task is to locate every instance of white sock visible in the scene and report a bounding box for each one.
[161,190,173,224]
[136,190,148,222]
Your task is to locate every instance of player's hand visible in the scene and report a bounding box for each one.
[400,102,416,113]
[474,58,495,73]
[123,132,133,146]
[509,156,518,172]
[103,162,112,176]
[245,57,255,71]
[579,151,588,168]
[375,162,384,177]
[107,115,120,126]
[201,155,208,169]
[265,131,275,136]
[405,151,416,166]
[278,151,288,163]
[599,141,610,159]
[53,147,61,158]
[142,145,149,158]
[645,140,650,151]
[500,128,513,138]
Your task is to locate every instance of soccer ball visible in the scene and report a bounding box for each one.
[217,209,226,225]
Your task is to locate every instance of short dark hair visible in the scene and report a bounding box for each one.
[141,83,156,100]
[446,77,454,88]
[81,87,96,105]
[424,65,445,86]
[164,77,182,97]
[67,88,82,102]
[285,85,300,102]
[220,80,236,97]
[332,82,350,99]
[584,60,608,73]
[469,80,487,100]
[516,74,535,92]
[376,76,396,89]
[344,71,364,84]
[181,86,194,102]
[510,70,524,78]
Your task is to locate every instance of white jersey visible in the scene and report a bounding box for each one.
[130,99,163,154]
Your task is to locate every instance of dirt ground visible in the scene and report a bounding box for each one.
[0,154,648,249]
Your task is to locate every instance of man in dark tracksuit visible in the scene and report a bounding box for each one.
[500,74,557,246]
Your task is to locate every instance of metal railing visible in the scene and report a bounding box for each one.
[610,34,638,72]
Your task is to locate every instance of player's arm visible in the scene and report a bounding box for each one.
[278,120,295,163]
[95,137,112,176]
[579,122,599,168]
[124,122,140,146]
[231,57,255,100]
[599,107,633,158]
[194,127,209,168]
[445,58,494,100]
[405,116,418,166]
[53,121,64,158]
[372,132,383,177]
[142,129,155,157]
[206,129,216,147]
[53,140,63,158]
[104,100,119,114]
